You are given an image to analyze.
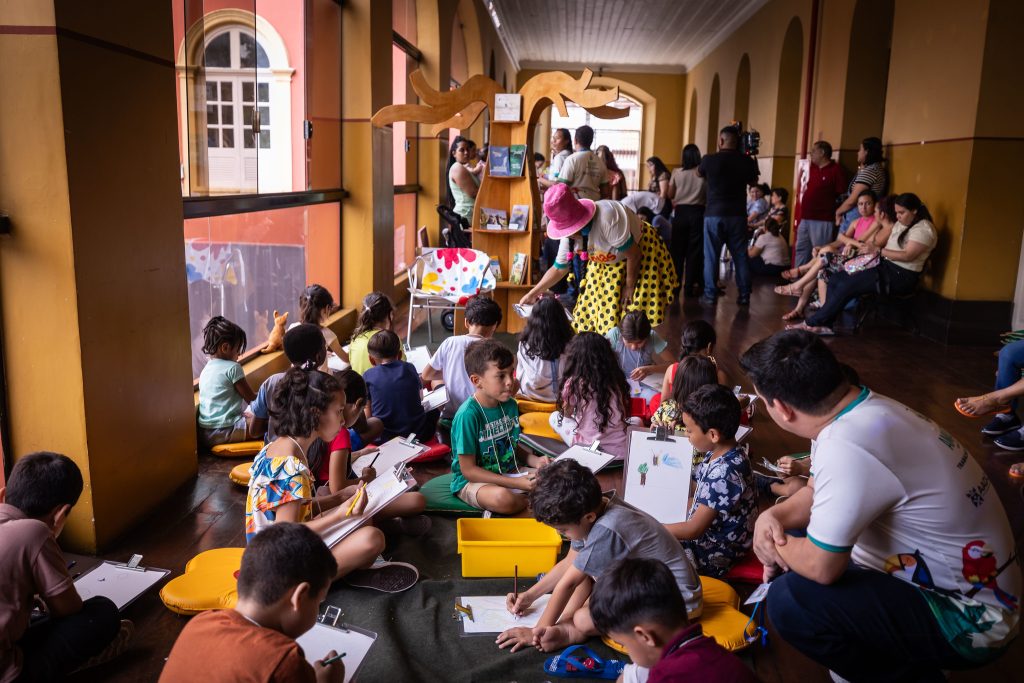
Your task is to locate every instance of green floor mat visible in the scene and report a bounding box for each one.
[421,473,483,515]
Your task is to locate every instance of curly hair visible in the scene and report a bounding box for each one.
[269,367,343,438]
[529,459,603,526]
[352,291,395,339]
[518,296,573,361]
[202,316,247,356]
[557,332,629,434]
[298,284,335,325]
[680,319,717,358]
[670,355,718,406]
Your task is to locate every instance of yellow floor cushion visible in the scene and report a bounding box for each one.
[159,547,244,615]
[210,440,264,458]
[519,411,559,440]
[516,398,557,414]
[229,462,253,487]
[603,576,754,653]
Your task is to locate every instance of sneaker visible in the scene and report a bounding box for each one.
[829,671,851,683]
[73,619,134,673]
[344,557,419,593]
[982,412,1021,436]
[994,428,1024,452]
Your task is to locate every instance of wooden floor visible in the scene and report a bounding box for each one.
[72,276,1024,682]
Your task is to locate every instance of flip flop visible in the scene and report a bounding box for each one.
[544,645,625,680]
[774,284,799,296]
[953,398,1010,418]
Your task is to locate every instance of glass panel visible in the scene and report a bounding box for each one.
[394,193,417,275]
[392,44,418,187]
[259,105,270,126]
[184,202,342,380]
[222,129,234,148]
[204,32,230,67]
[221,105,233,125]
[257,83,269,102]
[207,129,219,148]
[242,81,254,103]
[238,32,257,69]
[221,81,232,101]
[393,0,417,44]
[255,41,270,69]
[305,0,343,190]
[205,81,217,100]
[243,105,254,125]
[258,130,270,149]
[206,104,218,124]
[244,129,255,149]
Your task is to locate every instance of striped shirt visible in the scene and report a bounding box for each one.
[848,161,887,197]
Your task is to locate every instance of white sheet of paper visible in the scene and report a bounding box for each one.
[406,345,431,374]
[553,444,617,473]
[296,623,376,683]
[350,436,428,477]
[459,594,552,634]
[320,470,412,548]
[641,372,665,391]
[736,424,752,443]
[327,354,349,372]
[421,385,449,412]
[623,429,694,524]
[513,303,573,321]
[744,582,772,605]
[74,562,168,610]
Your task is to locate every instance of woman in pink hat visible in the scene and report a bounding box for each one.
[520,183,678,333]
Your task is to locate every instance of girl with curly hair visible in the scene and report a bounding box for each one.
[549,332,636,459]
[515,296,575,403]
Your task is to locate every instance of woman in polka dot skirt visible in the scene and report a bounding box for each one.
[520,183,678,334]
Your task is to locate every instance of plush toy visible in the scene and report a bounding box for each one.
[261,310,288,353]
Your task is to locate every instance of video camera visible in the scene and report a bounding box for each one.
[728,121,760,157]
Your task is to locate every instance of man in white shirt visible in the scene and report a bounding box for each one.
[740,330,1020,681]
[556,125,609,201]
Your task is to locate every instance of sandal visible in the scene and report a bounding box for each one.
[781,309,804,322]
[544,645,626,680]
[774,284,799,296]
[785,322,835,336]
[954,396,1010,418]
[1009,463,1024,478]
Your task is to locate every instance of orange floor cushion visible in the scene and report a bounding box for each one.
[516,398,557,414]
[210,440,264,458]
[408,438,451,464]
[519,411,559,440]
[159,547,244,615]
[602,576,755,653]
[229,462,253,487]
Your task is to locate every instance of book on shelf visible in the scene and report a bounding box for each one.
[489,256,502,281]
[488,146,510,176]
[508,145,527,177]
[509,252,528,285]
[494,93,523,122]
[479,207,508,231]
[509,204,530,231]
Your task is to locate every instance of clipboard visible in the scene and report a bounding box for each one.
[552,442,617,473]
[351,435,428,476]
[73,556,170,610]
[297,606,377,683]
[512,303,573,321]
[622,427,694,524]
[405,345,432,374]
[640,372,665,391]
[421,385,449,412]
[319,468,413,548]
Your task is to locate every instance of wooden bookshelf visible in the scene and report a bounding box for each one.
[372,68,627,332]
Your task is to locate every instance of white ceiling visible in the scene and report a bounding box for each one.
[488,0,769,74]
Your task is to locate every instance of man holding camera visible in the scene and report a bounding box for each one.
[697,126,761,305]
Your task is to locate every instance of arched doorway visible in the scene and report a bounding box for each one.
[839,0,894,170]
[550,93,644,190]
[706,74,721,156]
[688,92,698,148]
[734,54,751,127]
[772,18,803,188]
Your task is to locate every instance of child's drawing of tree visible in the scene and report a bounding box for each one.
[638,462,649,486]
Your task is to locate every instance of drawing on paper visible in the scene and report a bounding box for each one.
[459,595,552,634]
[623,430,695,524]
[637,462,649,486]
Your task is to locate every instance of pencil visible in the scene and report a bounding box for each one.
[345,481,366,517]
[321,652,346,666]
[367,450,381,469]
[513,564,518,604]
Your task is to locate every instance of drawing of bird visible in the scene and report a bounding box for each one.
[884,550,937,590]
[961,540,1018,611]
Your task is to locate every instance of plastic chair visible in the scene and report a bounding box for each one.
[406,248,496,345]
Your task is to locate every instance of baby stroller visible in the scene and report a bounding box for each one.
[436,204,472,250]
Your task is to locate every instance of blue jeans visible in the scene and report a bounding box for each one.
[768,567,973,683]
[702,216,750,298]
[795,219,836,266]
[996,340,1024,412]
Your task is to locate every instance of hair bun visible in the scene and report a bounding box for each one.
[299,359,319,371]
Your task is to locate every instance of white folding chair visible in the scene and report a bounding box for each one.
[406,248,496,345]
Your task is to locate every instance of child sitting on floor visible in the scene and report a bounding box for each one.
[450,339,548,515]
[423,295,503,419]
[197,316,257,449]
[289,283,348,372]
[665,384,757,578]
[590,558,757,683]
[247,367,417,591]
[650,355,719,433]
[348,292,404,375]
[606,311,673,401]
[1,452,132,681]
[550,332,635,459]
[659,319,728,396]
[159,523,343,683]
[497,460,702,654]
[322,369,429,537]
[365,330,440,443]
[516,296,574,403]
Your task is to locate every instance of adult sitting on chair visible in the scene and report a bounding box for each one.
[519,183,677,334]
[791,193,936,336]
[742,330,1020,682]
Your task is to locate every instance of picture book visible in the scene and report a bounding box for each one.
[509,204,530,231]
[623,429,694,524]
[508,144,527,177]
[508,252,528,285]
[493,93,523,122]
[488,145,510,176]
[489,256,502,281]
[480,207,508,230]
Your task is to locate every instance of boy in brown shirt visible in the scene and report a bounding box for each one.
[0,452,130,682]
[159,523,344,683]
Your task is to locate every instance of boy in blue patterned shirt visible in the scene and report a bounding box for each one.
[663,384,757,577]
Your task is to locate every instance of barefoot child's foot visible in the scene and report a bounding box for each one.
[535,623,585,652]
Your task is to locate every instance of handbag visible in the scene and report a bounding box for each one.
[842,251,880,274]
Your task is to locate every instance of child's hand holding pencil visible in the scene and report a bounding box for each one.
[342,481,368,517]
[314,650,344,683]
